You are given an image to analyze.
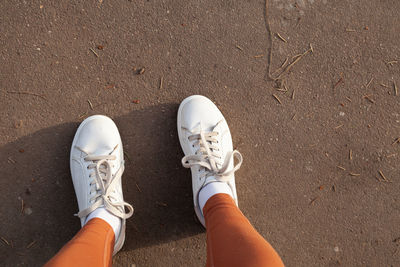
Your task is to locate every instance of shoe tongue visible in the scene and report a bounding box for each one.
[78,142,114,156]
[190,121,217,134]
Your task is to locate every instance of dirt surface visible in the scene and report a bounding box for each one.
[1,0,400,266]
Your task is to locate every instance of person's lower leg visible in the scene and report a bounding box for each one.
[203,193,284,267]
[44,218,115,267]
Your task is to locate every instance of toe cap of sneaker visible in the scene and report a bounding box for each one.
[179,95,224,132]
[74,115,121,155]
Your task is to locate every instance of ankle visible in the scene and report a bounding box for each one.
[85,207,121,240]
[199,182,233,214]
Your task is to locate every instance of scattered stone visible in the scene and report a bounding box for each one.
[24,207,33,215]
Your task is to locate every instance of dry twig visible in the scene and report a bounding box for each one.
[135,183,142,193]
[310,197,319,205]
[1,236,10,246]
[159,77,163,90]
[363,94,375,103]
[272,94,282,104]
[87,100,94,110]
[89,48,99,57]
[26,241,36,249]
[392,137,400,145]
[366,77,373,88]
[276,32,287,43]
[378,170,389,182]
[156,201,168,207]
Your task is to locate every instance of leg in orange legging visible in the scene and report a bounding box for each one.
[204,194,284,267]
[44,218,115,267]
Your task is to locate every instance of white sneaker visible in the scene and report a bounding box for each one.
[70,115,133,255]
[177,95,243,227]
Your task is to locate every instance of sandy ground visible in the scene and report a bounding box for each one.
[1,0,400,266]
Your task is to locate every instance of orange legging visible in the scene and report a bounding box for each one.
[204,194,284,267]
[44,218,114,267]
[45,194,283,267]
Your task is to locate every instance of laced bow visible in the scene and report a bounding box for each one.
[181,122,242,182]
[75,146,134,219]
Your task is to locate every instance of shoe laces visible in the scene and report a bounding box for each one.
[181,121,243,183]
[75,145,134,220]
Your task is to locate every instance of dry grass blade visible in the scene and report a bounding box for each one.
[271,57,289,77]
[254,54,264,58]
[349,149,353,160]
[87,100,94,110]
[378,170,389,182]
[363,94,375,103]
[349,172,361,176]
[392,137,400,145]
[156,201,168,207]
[26,241,36,249]
[135,183,142,193]
[276,32,287,43]
[21,199,24,213]
[394,81,398,96]
[280,57,289,68]
[310,197,319,205]
[333,77,344,90]
[89,48,99,57]
[235,45,243,51]
[275,45,313,80]
[1,236,10,246]
[334,124,344,129]
[272,94,282,104]
[366,77,373,88]
[337,166,346,170]
[159,77,163,90]
[78,112,87,119]
[380,83,390,88]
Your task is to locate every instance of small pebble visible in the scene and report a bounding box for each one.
[24,207,33,215]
